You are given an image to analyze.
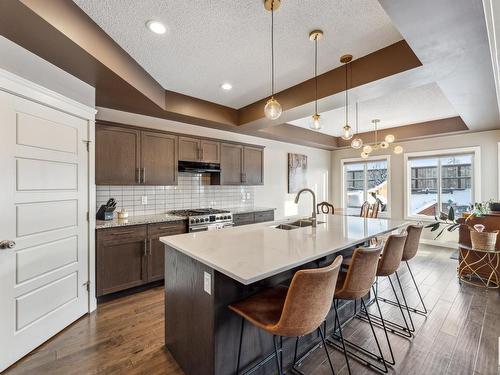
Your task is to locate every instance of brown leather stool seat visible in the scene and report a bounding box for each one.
[229,256,343,375]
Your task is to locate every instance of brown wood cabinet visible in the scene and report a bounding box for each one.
[96,124,178,186]
[233,210,274,226]
[96,221,187,297]
[179,136,220,163]
[96,125,141,185]
[221,143,264,185]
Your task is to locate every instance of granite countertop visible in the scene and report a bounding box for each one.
[160,214,409,285]
[225,207,276,214]
[96,213,186,229]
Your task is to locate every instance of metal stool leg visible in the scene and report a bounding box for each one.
[406,260,428,314]
[318,325,336,375]
[273,335,283,375]
[395,270,415,332]
[332,299,351,375]
[360,298,389,373]
[371,286,395,365]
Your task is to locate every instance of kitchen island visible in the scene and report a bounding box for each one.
[161,214,408,375]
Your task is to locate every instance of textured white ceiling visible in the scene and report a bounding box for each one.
[73,0,402,108]
[289,83,459,136]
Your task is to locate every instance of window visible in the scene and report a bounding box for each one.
[406,150,479,219]
[343,158,389,216]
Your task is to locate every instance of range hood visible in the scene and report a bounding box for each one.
[178,160,221,173]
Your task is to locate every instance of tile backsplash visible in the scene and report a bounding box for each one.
[96,173,255,217]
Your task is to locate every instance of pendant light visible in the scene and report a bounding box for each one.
[359,119,403,158]
[340,54,353,140]
[351,102,363,149]
[263,0,282,120]
[309,30,323,130]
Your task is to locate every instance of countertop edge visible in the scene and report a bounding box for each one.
[161,221,408,285]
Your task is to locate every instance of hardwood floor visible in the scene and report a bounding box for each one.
[4,245,499,375]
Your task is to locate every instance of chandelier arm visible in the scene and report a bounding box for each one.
[314,37,318,114]
[271,5,274,96]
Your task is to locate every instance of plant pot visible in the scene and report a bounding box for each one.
[470,230,498,251]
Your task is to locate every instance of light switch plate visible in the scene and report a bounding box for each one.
[141,196,147,205]
[204,272,211,295]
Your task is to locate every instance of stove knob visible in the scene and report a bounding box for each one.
[190,219,195,224]
[205,218,209,222]
[217,216,221,220]
[224,215,229,220]
[195,218,200,223]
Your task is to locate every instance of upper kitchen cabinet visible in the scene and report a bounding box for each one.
[141,131,178,185]
[179,136,220,163]
[96,123,178,186]
[96,125,141,185]
[243,146,264,185]
[220,143,264,185]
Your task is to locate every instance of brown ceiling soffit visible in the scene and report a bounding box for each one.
[16,0,165,109]
[237,40,422,127]
[336,116,469,147]
[258,123,338,150]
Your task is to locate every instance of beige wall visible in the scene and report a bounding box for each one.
[331,130,500,244]
[96,107,331,220]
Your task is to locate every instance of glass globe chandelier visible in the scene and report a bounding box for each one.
[340,54,353,140]
[350,102,363,149]
[357,119,403,158]
[309,30,324,130]
[263,0,282,120]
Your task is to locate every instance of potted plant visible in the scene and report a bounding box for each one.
[425,200,492,239]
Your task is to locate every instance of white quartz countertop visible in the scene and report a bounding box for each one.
[96,213,186,229]
[160,214,409,285]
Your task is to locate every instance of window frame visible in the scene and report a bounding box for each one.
[341,155,391,218]
[403,147,481,221]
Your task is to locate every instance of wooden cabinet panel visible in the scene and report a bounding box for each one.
[254,210,274,223]
[200,140,220,163]
[96,125,141,185]
[179,137,200,161]
[96,225,148,297]
[233,212,254,226]
[141,131,178,185]
[243,146,264,185]
[148,221,186,282]
[220,143,243,185]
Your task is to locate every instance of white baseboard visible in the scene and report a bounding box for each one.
[420,238,458,249]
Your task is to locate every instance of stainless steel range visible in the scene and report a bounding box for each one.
[168,208,233,232]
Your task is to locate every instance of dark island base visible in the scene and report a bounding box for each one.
[165,245,361,375]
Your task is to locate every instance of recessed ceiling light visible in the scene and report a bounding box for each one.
[146,20,166,34]
[221,83,232,91]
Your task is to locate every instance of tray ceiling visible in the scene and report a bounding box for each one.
[73,0,402,108]
[289,83,458,136]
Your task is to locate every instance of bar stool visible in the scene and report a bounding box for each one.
[229,256,343,375]
[326,245,387,374]
[358,232,412,350]
[378,225,427,316]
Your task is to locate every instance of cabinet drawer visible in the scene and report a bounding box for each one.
[148,221,187,237]
[98,225,147,244]
[233,212,255,226]
[254,210,274,223]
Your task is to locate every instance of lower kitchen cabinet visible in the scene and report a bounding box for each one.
[96,221,187,297]
[233,210,274,226]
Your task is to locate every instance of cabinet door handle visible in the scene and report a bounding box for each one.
[142,168,146,184]
[200,147,204,161]
[149,239,152,255]
[111,230,135,235]
[144,239,147,256]
[136,168,141,183]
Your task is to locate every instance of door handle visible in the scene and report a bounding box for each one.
[142,168,146,184]
[149,239,152,255]
[0,240,15,249]
[144,239,147,256]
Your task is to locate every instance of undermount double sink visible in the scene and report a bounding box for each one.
[274,219,325,230]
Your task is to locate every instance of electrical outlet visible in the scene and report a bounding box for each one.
[204,272,211,295]
[141,196,147,205]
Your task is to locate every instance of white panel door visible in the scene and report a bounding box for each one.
[0,90,89,371]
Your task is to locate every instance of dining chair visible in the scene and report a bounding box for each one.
[317,201,335,215]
